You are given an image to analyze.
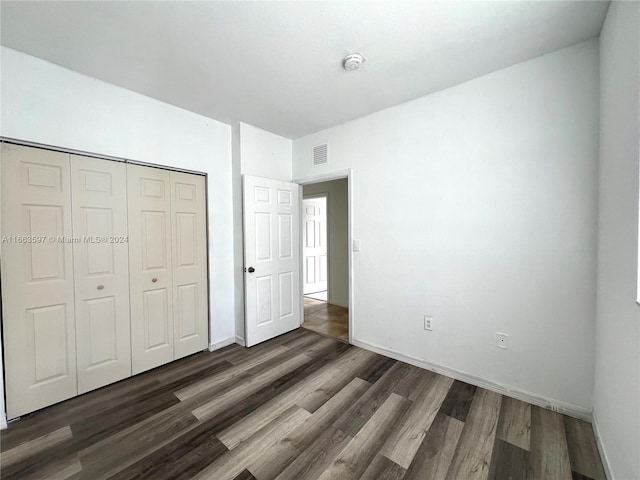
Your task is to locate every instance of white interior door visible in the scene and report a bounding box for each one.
[303,196,328,295]
[1,144,78,418]
[71,155,131,394]
[243,175,300,347]
[127,164,174,374]
[171,171,209,358]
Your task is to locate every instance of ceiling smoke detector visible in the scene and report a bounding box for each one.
[343,53,364,71]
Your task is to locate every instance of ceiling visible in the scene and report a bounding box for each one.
[1,1,609,139]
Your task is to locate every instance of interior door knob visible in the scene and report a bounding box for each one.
[152,277,158,283]
[247,267,255,273]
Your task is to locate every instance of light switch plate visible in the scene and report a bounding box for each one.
[353,239,361,251]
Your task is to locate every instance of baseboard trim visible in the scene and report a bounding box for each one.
[592,410,614,480]
[0,412,7,430]
[208,337,236,352]
[351,338,592,421]
[235,336,246,347]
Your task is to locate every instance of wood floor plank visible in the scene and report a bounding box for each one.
[174,345,291,401]
[404,412,465,480]
[571,472,596,480]
[1,434,78,479]
[191,353,312,421]
[293,346,375,413]
[273,426,350,480]
[77,403,199,479]
[392,366,437,401]
[217,347,372,449]
[530,406,572,480]
[153,349,239,384]
[192,406,311,480]
[563,416,605,480]
[71,390,182,446]
[0,425,72,467]
[294,335,338,359]
[182,342,354,453]
[318,393,411,480]
[496,396,531,451]
[13,455,83,480]
[488,439,530,480]
[280,330,324,350]
[359,454,407,480]
[445,388,503,480]
[106,421,229,480]
[245,377,372,480]
[232,470,258,480]
[357,355,397,384]
[439,379,477,422]
[332,362,416,437]
[0,330,606,480]
[42,457,83,480]
[0,375,162,451]
[381,374,454,468]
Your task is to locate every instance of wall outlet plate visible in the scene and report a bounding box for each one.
[496,332,509,349]
[424,315,433,331]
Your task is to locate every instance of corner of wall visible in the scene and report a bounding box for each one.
[209,337,236,352]
[591,409,615,480]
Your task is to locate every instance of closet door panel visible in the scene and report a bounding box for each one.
[71,155,131,393]
[171,172,208,358]
[128,164,174,374]
[1,144,77,418]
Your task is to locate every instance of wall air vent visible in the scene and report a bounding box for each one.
[312,143,328,166]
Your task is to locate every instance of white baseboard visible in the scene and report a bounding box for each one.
[235,336,246,347]
[0,411,7,430]
[351,338,592,421]
[592,410,614,480]
[208,337,236,352]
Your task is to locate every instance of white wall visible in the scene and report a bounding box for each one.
[232,122,293,343]
[303,179,349,308]
[0,158,5,428]
[293,40,600,414]
[593,3,640,478]
[0,47,235,420]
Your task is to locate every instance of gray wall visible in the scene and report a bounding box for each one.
[593,3,640,478]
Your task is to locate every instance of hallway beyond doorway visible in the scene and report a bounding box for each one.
[302,297,348,342]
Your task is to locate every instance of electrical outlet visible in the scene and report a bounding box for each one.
[496,332,509,350]
[424,315,433,331]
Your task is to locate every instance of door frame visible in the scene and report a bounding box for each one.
[295,169,353,344]
[302,192,329,299]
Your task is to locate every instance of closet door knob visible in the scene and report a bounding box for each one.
[97,285,104,290]
[247,267,255,273]
[152,277,158,283]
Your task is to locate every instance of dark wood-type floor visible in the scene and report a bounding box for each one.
[302,297,349,342]
[0,328,605,480]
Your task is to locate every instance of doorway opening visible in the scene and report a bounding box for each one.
[300,179,349,343]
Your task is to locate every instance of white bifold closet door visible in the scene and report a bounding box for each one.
[1,146,209,417]
[1,144,78,418]
[171,171,208,360]
[127,164,175,374]
[127,164,208,374]
[71,155,132,394]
